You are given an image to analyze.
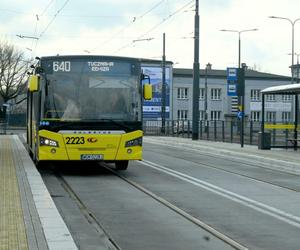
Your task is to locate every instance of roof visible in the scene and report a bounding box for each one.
[173,68,291,81]
[140,58,173,65]
[261,83,300,94]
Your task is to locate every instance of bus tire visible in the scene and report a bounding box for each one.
[115,160,128,170]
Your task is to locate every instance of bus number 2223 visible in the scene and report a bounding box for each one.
[53,61,71,72]
[65,137,85,144]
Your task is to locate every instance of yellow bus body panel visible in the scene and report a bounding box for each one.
[38,130,69,160]
[38,129,143,161]
[115,130,143,160]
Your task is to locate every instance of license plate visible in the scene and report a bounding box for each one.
[80,154,103,160]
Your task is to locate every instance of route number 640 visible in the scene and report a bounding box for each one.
[53,61,71,72]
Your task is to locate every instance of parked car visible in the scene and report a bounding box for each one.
[173,120,192,133]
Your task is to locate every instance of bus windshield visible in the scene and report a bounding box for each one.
[41,59,142,122]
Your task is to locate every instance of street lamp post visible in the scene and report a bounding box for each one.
[220,28,257,147]
[220,29,258,68]
[269,16,300,83]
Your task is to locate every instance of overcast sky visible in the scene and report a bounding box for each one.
[1,0,300,76]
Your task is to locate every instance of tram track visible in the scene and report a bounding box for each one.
[100,163,248,250]
[52,166,121,250]
[46,147,300,250]
[159,150,300,193]
[144,141,300,193]
[51,162,248,250]
[144,138,300,175]
[138,160,300,230]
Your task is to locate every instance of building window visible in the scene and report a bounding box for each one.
[211,88,221,100]
[266,111,276,122]
[251,111,260,121]
[177,88,188,99]
[266,94,275,102]
[211,111,221,120]
[199,88,205,100]
[282,112,291,122]
[177,110,188,120]
[199,110,206,120]
[251,89,260,101]
[282,94,292,102]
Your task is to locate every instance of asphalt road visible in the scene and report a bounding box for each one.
[39,137,300,250]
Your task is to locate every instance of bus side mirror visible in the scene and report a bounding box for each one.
[143,84,152,100]
[28,75,39,92]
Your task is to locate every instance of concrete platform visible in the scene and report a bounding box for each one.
[0,135,78,250]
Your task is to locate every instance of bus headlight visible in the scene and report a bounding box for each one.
[40,136,59,147]
[125,137,142,147]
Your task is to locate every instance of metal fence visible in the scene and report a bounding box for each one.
[0,113,26,134]
[143,120,298,148]
[0,113,296,148]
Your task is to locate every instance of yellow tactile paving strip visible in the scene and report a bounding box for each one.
[0,136,28,250]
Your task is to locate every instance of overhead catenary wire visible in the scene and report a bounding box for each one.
[40,0,56,17]
[138,0,166,19]
[88,0,166,53]
[28,0,56,58]
[39,0,70,39]
[0,9,135,19]
[114,0,194,54]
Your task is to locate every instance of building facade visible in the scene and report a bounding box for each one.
[172,67,291,122]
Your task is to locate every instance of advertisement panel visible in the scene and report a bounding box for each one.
[142,65,171,119]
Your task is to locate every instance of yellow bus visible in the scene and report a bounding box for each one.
[27,55,152,170]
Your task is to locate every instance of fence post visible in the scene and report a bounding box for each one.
[199,120,202,139]
[143,120,146,135]
[230,120,233,143]
[214,120,217,141]
[250,121,253,145]
[171,120,174,136]
[207,121,209,140]
[222,121,225,142]
[285,129,288,148]
[180,120,184,138]
[272,121,276,146]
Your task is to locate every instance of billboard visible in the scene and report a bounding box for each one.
[142,65,172,119]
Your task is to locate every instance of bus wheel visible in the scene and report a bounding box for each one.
[115,160,128,170]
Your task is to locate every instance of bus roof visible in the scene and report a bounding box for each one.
[40,55,142,62]
[39,55,173,65]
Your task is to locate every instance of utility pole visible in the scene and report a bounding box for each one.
[161,33,166,134]
[192,0,200,140]
[204,63,211,133]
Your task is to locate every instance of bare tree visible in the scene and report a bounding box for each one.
[0,41,29,118]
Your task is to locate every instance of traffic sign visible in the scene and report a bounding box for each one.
[237,111,244,119]
[227,67,238,81]
[227,81,237,96]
